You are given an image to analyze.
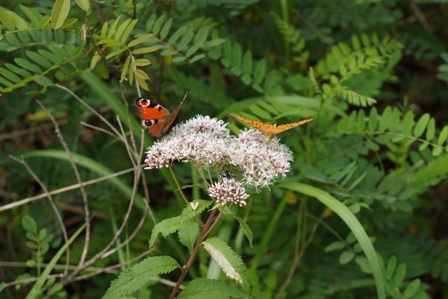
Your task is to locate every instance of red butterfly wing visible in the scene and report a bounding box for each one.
[135,90,190,138]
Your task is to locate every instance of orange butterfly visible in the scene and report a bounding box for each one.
[229,113,312,138]
[135,90,190,138]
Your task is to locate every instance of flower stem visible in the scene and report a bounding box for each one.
[169,208,218,299]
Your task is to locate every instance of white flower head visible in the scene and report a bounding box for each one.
[145,115,294,202]
[208,178,249,207]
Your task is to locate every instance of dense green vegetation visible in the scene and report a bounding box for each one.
[0,0,447,298]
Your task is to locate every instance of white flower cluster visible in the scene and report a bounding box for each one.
[208,178,248,207]
[145,115,294,205]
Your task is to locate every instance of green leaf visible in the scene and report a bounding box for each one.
[5,62,31,77]
[189,54,205,63]
[426,118,435,141]
[128,33,154,48]
[25,224,86,299]
[253,59,267,84]
[26,51,52,69]
[168,26,186,45]
[20,5,42,25]
[22,215,37,232]
[114,18,132,42]
[177,32,194,52]
[152,15,165,34]
[177,278,248,299]
[413,113,429,138]
[393,263,406,286]
[133,59,151,66]
[194,26,209,45]
[401,111,414,135]
[386,256,397,278]
[0,7,15,31]
[202,237,250,292]
[132,46,160,55]
[230,215,253,247]
[404,279,421,298]
[185,44,201,57]
[325,241,344,252]
[242,51,252,76]
[103,256,180,298]
[75,0,90,11]
[339,250,355,264]
[178,222,200,253]
[277,182,386,299]
[51,0,70,29]
[0,67,21,83]
[105,48,126,60]
[120,19,138,43]
[160,17,173,40]
[173,56,186,63]
[438,125,448,146]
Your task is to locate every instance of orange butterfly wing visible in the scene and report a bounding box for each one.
[229,113,312,138]
[136,90,190,138]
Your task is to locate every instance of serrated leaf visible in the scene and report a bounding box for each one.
[202,237,249,292]
[149,202,211,247]
[75,0,90,11]
[132,46,159,55]
[103,256,180,298]
[128,33,154,48]
[413,113,430,138]
[160,17,173,40]
[51,0,70,29]
[177,278,248,299]
[178,223,200,253]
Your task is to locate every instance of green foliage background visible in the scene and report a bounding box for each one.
[0,0,447,298]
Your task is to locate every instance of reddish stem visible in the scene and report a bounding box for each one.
[169,209,218,299]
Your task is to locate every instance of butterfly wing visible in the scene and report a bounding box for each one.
[230,112,313,138]
[136,90,190,138]
[274,118,313,134]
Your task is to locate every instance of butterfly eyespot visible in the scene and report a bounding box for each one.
[135,98,151,108]
[141,119,156,127]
